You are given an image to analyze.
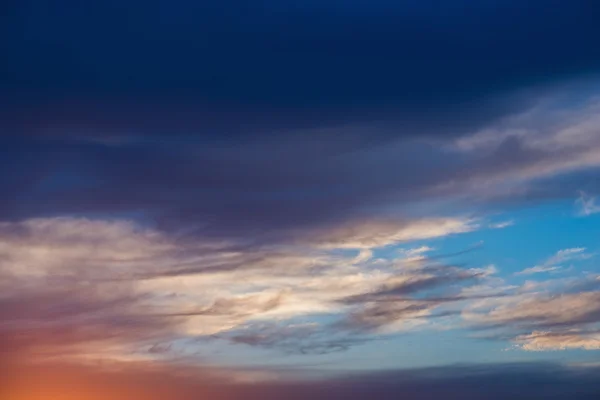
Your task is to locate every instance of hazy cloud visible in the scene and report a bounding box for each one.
[489,220,515,229]
[577,191,600,216]
[516,248,592,275]
[516,265,562,275]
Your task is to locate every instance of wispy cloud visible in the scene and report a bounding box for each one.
[516,265,562,275]
[515,330,600,351]
[516,248,591,275]
[489,220,515,229]
[314,218,479,250]
[546,248,590,265]
[399,246,435,257]
[576,191,600,216]
[463,272,600,351]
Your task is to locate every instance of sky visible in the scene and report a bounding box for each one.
[2,1,600,399]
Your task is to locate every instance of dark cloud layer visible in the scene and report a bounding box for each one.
[2,0,599,137]
[2,115,598,244]
[1,1,600,242]
[0,135,449,240]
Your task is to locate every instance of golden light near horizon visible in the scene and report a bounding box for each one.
[2,365,144,400]
[1,362,230,400]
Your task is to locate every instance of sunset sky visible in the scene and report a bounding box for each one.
[2,1,600,399]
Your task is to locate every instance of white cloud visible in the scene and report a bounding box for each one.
[469,264,498,276]
[545,247,590,265]
[353,249,373,264]
[399,246,434,257]
[395,246,434,264]
[516,265,562,275]
[489,220,515,229]
[516,248,591,275]
[515,330,600,351]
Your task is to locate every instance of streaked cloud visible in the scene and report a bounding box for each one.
[489,220,515,229]
[515,330,600,351]
[465,291,600,328]
[516,265,562,275]
[464,272,600,352]
[5,215,596,364]
[315,218,478,250]
[0,216,489,362]
[516,248,592,275]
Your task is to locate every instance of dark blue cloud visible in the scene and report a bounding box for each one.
[1,0,599,137]
[1,1,600,243]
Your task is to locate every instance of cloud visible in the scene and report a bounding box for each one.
[2,0,600,391]
[577,191,600,216]
[397,246,435,263]
[17,215,592,363]
[1,216,599,388]
[489,220,515,229]
[2,83,600,249]
[0,216,489,362]
[1,84,600,256]
[214,321,372,355]
[3,111,600,362]
[3,1,600,143]
[400,246,434,256]
[516,248,592,275]
[339,300,439,334]
[463,270,600,354]
[352,248,373,264]
[515,330,600,351]
[342,266,483,305]
[546,248,590,265]
[465,291,600,329]
[443,92,600,204]
[516,265,562,275]
[314,218,478,250]
[334,262,497,334]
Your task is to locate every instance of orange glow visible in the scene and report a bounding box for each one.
[1,362,229,400]
[2,366,136,400]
